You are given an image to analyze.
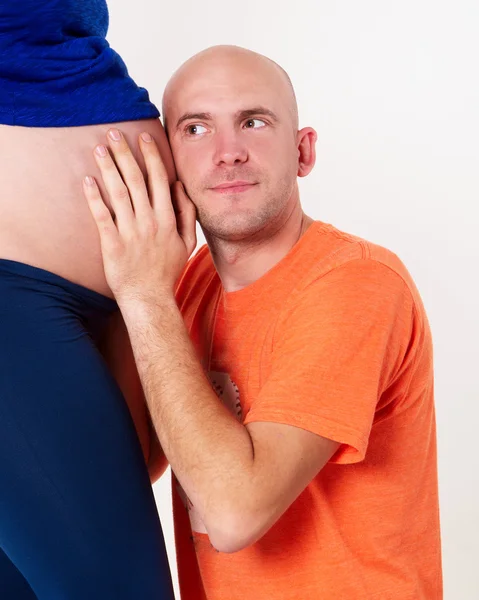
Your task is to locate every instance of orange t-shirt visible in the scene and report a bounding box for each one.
[173,221,442,599]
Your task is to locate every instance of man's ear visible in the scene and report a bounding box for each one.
[296,127,317,177]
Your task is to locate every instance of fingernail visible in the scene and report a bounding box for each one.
[108,128,122,142]
[95,145,107,157]
[141,132,152,143]
[84,176,95,186]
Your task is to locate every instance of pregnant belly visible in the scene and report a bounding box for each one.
[0,119,175,298]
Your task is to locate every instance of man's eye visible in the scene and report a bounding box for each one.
[244,119,266,129]
[186,124,207,135]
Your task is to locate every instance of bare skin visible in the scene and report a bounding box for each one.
[0,119,175,298]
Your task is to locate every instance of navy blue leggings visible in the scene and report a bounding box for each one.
[0,259,174,599]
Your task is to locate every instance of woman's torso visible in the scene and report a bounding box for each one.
[0,0,175,297]
[0,121,175,298]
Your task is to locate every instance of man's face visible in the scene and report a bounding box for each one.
[165,58,301,241]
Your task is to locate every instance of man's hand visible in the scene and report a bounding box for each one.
[83,129,196,307]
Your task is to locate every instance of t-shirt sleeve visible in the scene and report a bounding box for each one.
[243,258,414,464]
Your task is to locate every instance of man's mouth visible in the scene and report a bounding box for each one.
[211,181,257,194]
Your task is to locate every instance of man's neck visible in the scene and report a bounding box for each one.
[205,204,313,292]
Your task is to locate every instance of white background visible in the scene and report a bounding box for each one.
[108,1,479,597]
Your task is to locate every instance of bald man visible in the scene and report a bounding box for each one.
[83,45,442,600]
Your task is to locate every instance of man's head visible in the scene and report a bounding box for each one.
[163,45,316,242]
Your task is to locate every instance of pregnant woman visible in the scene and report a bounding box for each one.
[0,1,175,598]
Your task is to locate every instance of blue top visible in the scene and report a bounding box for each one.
[0,0,160,127]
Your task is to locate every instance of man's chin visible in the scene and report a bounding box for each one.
[199,215,267,243]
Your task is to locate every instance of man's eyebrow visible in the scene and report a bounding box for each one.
[175,112,212,130]
[236,107,279,122]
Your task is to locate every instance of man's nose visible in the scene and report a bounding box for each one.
[213,132,248,166]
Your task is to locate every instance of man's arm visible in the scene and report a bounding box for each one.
[121,295,339,553]
[83,130,339,552]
